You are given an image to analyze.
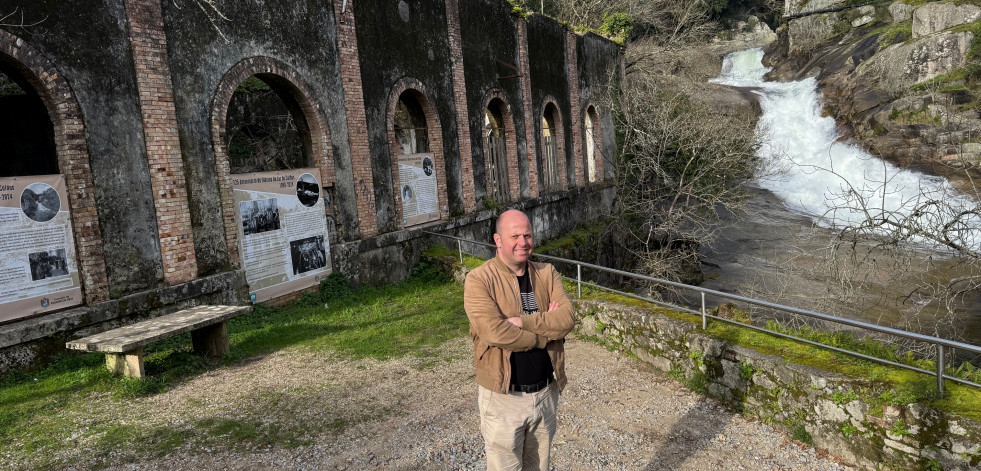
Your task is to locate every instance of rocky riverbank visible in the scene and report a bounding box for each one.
[764,1,981,172]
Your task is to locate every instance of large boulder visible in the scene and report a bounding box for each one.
[889,2,914,24]
[858,31,974,87]
[852,6,876,28]
[784,0,840,17]
[710,16,778,54]
[785,0,845,55]
[912,2,981,38]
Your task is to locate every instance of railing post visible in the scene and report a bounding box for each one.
[701,292,707,330]
[937,344,946,394]
[457,239,463,264]
[577,264,582,298]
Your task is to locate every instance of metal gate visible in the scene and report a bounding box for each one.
[542,130,559,191]
[486,129,510,201]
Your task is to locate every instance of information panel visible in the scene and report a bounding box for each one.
[232,168,332,303]
[397,153,439,227]
[0,174,83,323]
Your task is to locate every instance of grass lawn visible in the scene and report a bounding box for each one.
[0,262,469,469]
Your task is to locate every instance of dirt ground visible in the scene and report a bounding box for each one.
[64,337,853,471]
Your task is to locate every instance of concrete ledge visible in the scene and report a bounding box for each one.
[0,271,249,375]
[0,271,248,350]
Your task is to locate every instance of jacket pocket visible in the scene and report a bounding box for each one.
[475,339,491,361]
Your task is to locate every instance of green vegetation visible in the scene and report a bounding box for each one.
[873,22,912,48]
[739,362,755,382]
[567,276,981,421]
[840,422,859,437]
[831,389,861,405]
[890,419,911,437]
[534,217,609,255]
[601,12,632,45]
[832,18,853,37]
[0,258,469,468]
[480,195,503,212]
[235,76,272,93]
[889,108,942,125]
[0,73,24,96]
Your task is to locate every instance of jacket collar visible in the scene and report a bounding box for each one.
[489,253,535,277]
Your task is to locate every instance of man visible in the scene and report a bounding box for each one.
[464,209,577,470]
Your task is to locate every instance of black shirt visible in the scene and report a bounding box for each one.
[509,270,553,386]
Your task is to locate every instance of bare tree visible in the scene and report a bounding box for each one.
[0,7,47,28]
[172,0,230,41]
[606,51,767,292]
[796,145,981,355]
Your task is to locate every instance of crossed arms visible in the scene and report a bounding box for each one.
[464,264,576,352]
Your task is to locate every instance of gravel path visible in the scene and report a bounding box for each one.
[98,337,852,471]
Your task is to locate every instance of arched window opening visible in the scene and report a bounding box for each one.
[0,66,57,177]
[584,112,595,182]
[226,75,310,174]
[484,99,509,202]
[390,87,443,228]
[394,92,430,155]
[0,54,88,323]
[541,104,560,192]
[584,105,602,183]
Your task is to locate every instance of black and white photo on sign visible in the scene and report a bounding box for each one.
[422,156,433,176]
[289,235,327,275]
[296,173,320,207]
[402,184,413,203]
[21,182,61,223]
[240,198,281,236]
[29,249,69,281]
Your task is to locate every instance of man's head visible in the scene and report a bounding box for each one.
[494,210,533,273]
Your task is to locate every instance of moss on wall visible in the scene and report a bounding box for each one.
[576,299,981,470]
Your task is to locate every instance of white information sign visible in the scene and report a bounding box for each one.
[232,168,332,302]
[0,174,83,323]
[397,153,439,226]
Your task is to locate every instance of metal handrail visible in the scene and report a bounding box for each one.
[425,231,981,393]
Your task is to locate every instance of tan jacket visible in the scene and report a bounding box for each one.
[464,256,577,394]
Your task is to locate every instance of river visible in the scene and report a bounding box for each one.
[700,49,981,351]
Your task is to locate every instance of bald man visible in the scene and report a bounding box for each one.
[464,209,577,470]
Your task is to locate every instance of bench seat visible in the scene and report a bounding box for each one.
[66,305,250,378]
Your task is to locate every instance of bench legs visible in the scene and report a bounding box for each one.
[106,348,145,378]
[103,322,228,378]
[191,321,229,357]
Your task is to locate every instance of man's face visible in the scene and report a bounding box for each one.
[494,213,534,268]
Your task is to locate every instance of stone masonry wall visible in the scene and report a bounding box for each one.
[576,300,981,470]
[0,0,621,374]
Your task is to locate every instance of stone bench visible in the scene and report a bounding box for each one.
[66,305,250,378]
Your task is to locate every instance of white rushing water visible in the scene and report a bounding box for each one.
[710,48,975,241]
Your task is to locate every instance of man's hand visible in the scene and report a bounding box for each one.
[506,302,560,329]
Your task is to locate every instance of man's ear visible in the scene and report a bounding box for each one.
[493,233,501,248]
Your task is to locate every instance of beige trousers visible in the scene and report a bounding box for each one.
[477,383,559,471]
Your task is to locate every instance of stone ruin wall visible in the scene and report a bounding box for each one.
[0,0,622,373]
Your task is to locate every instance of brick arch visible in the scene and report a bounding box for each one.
[582,103,604,183]
[478,89,519,203]
[385,77,448,227]
[210,56,335,267]
[539,95,567,193]
[0,30,108,304]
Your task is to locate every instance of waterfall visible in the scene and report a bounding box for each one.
[710,48,976,247]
